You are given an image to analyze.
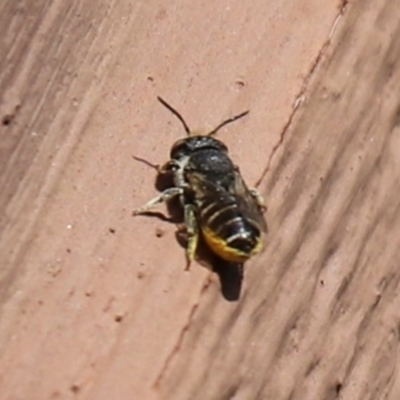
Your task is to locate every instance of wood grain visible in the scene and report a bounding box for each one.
[1,0,399,399]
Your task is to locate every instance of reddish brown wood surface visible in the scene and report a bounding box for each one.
[1,1,400,399]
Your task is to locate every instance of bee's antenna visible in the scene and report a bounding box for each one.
[132,155,159,171]
[207,110,249,137]
[157,96,191,136]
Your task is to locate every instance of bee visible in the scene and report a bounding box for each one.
[133,97,267,269]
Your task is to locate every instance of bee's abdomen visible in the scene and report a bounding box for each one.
[199,199,263,263]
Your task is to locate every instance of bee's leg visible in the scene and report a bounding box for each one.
[249,188,267,212]
[183,203,199,270]
[158,159,180,173]
[133,187,184,215]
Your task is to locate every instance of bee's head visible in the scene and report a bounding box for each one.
[170,136,228,161]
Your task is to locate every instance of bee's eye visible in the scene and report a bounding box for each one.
[170,140,189,160]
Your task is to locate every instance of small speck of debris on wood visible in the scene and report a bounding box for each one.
[2,104,20,126]
[155,228,165,238]
[2,115,13,126]
[137,271,145,279]
[109,228,116,234]
[234,80,245,88]
[70,384,80,393]
[114,314,124,323]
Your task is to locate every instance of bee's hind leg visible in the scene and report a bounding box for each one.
[249,188,267,212]
[133,187,184,215]
[183,203,199,271]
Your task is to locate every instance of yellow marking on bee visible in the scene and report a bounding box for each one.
[202,226,263,263]
[205,204,237,227]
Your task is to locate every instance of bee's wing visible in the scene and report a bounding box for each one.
[231,169,268,233]
[186,171,226,201]
[187,170,267,233]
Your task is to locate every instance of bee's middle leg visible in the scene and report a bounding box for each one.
[183,203,199,270]
[133,187,184,215]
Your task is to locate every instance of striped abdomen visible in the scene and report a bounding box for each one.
[198,195,263,263]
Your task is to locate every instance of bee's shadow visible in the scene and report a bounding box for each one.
[212,258,244,301]
[176,232,244,301]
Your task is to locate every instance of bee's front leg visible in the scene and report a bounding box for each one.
[133,187,184,215]
[183,203,199,271]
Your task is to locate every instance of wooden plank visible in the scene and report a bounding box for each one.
[1,0,399,399]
